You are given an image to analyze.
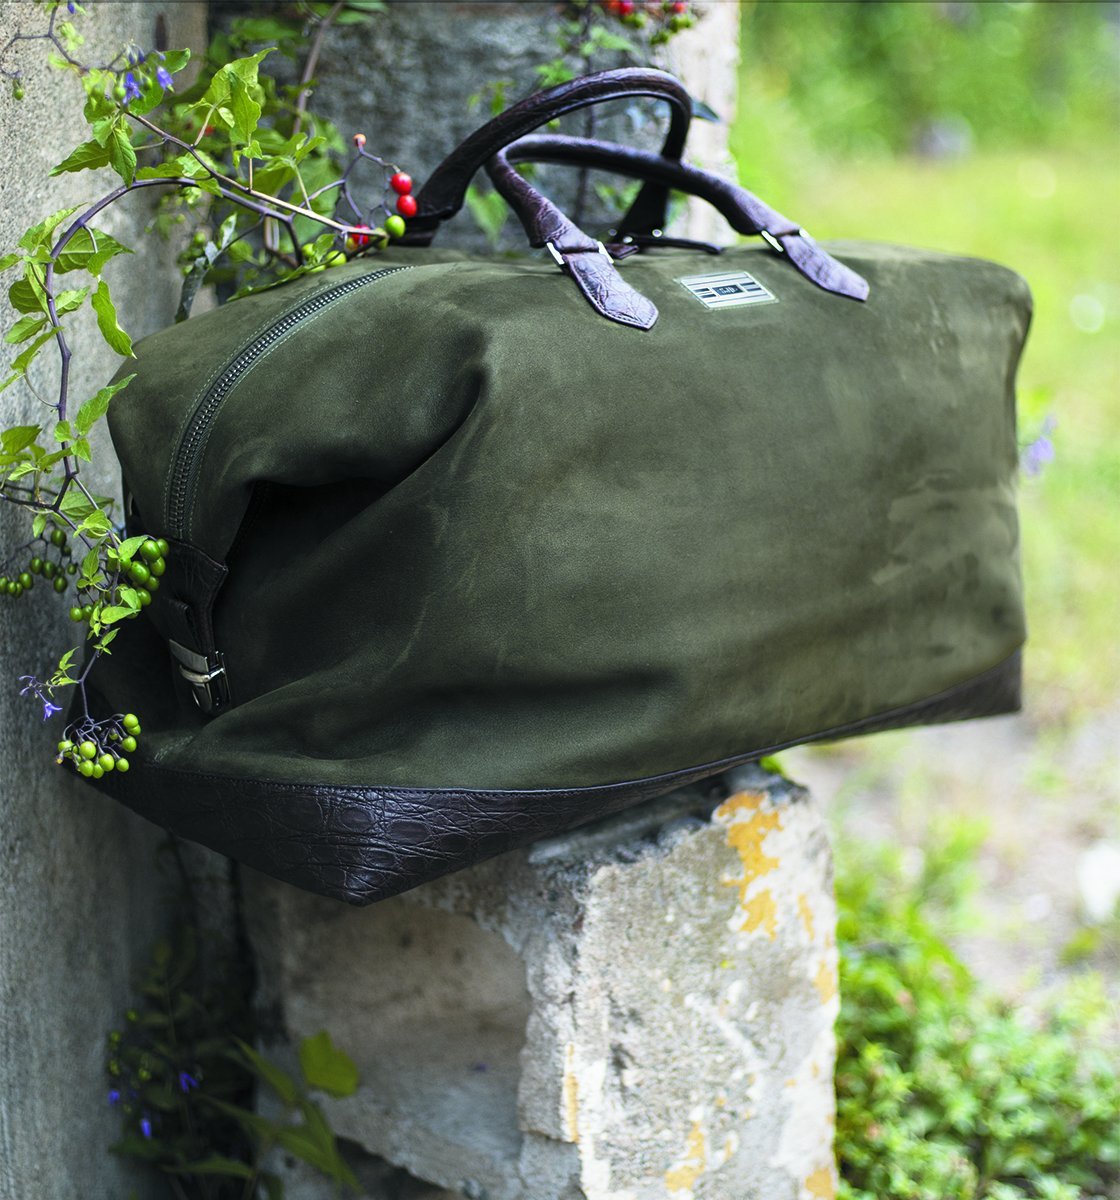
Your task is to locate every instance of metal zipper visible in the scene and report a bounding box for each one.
[165,266,410,542]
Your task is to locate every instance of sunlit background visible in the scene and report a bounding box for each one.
[732,0,1119,1002]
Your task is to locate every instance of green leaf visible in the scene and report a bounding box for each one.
[98,605,138,624]
[55,287,89,316]
[91,280,134,357]
[1,425,41,454]
[227,73,261,146]
[163,1157,255,1180]
[0,253,21,273]
[1,327,57,394]
[5,315,48,345]
[107,124,137,186]
[31,513,47,538]
[75,373,135,435]
[54,420,72,443]
[55,227,131,276]
[118,535,148,560]
[17,207,82,252]
[8,269,48,315]
[72,436,92,462]
[50,139,112,177]
[79,510,111,537]
[135,158,193,181]
[160,49,191,74]
[232,1038,299,1105]
[298,1031,359,1098]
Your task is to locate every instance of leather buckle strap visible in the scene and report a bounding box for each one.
[169,639,231,716]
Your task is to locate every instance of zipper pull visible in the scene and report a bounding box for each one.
[169,639,231,715]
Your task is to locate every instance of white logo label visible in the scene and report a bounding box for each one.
[678,270,777,310]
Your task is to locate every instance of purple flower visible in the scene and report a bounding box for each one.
[156,66,173,91]
[67,1,76,12]
[107,1089,121,1107]
[1021,415,1057,478]
[178,1070,198,1093]
[122,72,142,105]
[42,700,62,721]
[139,1116,152,1139]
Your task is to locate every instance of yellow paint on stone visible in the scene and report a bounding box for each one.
[741,888,778,938]
[797,893,815,940]
[813,958,838,1004]
[805,1165,836,1198]
[665,1121,708,1195]
[562,1042,580,1144]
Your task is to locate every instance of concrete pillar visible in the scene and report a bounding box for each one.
[0,6,208,1198]
[246,767,839,1200]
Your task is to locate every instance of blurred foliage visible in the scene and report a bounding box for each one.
[835,822,1120,1200]
[739,1,1119,158]
[733,1,1120,718]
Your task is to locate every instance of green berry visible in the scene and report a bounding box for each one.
[18,572,32,589]
[43,561,56,579]
[98,754,115,771]
[121,736,137,753]
[116,757,130,773]
[79,741,97,760]
[92,764,104,779]
[147,576,160,592]
[51,529,65,548]
[140,540,161,562]
[137,588,151,607]
[149,557,166,578]
[58,740,73,754]
[66,563,77,575]
[79,760,94,777]
[156,539,169,556]
[69,606,83,622]
[385,214,406,239]
[81,605,93,619]
[29,557,43,574]
[129,562,150,585]
[122,714,140,733]
[54,577,67,593]
[9,582,21,598]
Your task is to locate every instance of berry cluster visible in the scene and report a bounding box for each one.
[342,140,416,256]
[58,711,141,777]
[70,536,168,625]
[1,528,76,601]
[601,0,695,36]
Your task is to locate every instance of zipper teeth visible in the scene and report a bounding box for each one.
[166,266,410,540]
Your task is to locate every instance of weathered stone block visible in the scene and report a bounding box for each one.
[246,766,838,1200]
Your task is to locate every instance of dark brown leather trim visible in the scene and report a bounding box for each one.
[493,134,870,302]
[90,652,1020,906]
[407,68,692,243]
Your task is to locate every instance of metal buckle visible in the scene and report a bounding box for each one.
[169,639,231,716]
[760,227,812,254]
[546,240,611,268]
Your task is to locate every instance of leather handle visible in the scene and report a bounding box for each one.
[486,134,870,303]
[407,68,692,244]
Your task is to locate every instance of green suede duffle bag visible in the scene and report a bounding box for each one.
[85,69,1032,904]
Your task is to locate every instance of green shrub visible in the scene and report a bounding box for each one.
[835,822,1120,1200]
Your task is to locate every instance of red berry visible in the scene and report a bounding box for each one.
[619,0,635,13]
[396,193,418,218]
[671,0,686,11]
[353,132,366,148]
[389,172,412,196]
[347,224,372,249]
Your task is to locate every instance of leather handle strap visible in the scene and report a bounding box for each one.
[488,134,871,304]
[407,68,692,244]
